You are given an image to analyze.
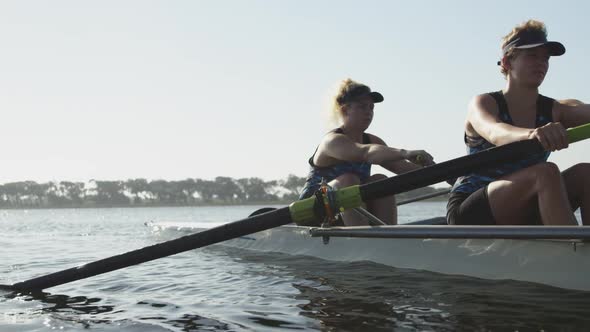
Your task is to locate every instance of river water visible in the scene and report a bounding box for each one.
[1,203,589,331]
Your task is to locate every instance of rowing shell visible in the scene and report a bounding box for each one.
[3,123,588,293]
[150,220,590,292]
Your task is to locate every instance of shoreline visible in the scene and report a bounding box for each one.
[0,196,449,211]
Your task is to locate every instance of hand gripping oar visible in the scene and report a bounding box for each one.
[2,123,589,293]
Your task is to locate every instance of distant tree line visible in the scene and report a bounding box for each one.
[0,175,448,209]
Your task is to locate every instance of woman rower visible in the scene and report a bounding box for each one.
[299,78,434,226]
[447,20,590,226]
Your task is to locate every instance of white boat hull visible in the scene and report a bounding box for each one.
[153,222,590,291]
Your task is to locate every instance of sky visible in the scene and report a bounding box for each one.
[0,0,589,184]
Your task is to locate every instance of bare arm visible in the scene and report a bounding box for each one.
[363,135,433,174]
[385,160,423,174]
[555,100,590,128]
[315,133,428,167]
[468,94,569,151]
[467,94,533,146]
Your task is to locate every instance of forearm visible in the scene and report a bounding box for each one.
[485,122,533,146]
[469,94,533,146]
[364,145,407,164]
[562,104,590,128]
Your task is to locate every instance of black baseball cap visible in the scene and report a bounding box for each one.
[497,29,565,65]
[337,83,384,105]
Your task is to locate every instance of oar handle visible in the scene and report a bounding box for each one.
[361,122,590,203]
[567,122,590,144]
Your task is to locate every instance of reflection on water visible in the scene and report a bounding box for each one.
[3,245,590,331]
[161,313,234,331]
[225,246,590,331]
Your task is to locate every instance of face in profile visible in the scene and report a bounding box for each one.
[509,46,551,87]
[343,95,375,130]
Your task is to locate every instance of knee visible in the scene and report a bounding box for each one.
[332,173,361,188]
[569,163,590,175]
[540,161,560,171]
[532,162,562,187]
[568,163,590,185]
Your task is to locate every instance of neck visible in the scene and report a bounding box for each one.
[340,124,365,142]
[503,80,539,108]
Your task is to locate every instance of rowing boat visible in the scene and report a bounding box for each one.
[150,217,590,292]
[3,123,588,293]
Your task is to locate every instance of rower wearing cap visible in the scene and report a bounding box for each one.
[447,19,590,226]
[299,78,434,226]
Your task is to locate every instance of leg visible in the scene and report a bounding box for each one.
[562,163,590,225]
[487,162,577,225]
[328,173,364,226]
[447,189,496,225]
[364,174,397,225]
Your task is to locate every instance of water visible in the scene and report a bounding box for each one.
[1,203,589,331]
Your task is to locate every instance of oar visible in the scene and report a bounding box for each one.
[310,225,590,239]
[2,123,589,293]
[249,188,452,217]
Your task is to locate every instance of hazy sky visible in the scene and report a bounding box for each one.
[1,1,588,184]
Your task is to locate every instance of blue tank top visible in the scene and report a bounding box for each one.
[299,128,372,199]
[452,91,554,194]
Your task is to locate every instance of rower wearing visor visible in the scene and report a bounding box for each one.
[300,78,434,226]
[447,20,590,226]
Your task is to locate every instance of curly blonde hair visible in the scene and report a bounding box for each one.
[328,78,360,124]
[500,19,548,77]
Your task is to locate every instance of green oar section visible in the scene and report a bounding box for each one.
[2,123,589,292]
[568,123,590,143]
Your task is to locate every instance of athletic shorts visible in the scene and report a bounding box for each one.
[446,187,496,225]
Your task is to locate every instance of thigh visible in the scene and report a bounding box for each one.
[486,167,542,225]
[562,163,590,211]
[328,173,361,189]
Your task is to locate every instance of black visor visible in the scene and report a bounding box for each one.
[338,85,384,105]
[502,29,565,56]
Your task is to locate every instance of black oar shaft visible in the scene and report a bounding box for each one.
[9,207,292,292]
[360,139,541,201]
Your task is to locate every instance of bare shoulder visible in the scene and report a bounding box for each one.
[314,132,346,165]
[558,99,585,107]
[554,99,584,116]
[553,99,588,126]
[322,131,348,144]
[319,131,353,150]
[465,93,500,136]
[366,133,386,145]
[467,93,499,120]
[469,93,498,113]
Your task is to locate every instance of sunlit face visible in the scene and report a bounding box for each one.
[508,46,550,88]
[342,95,374,130]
